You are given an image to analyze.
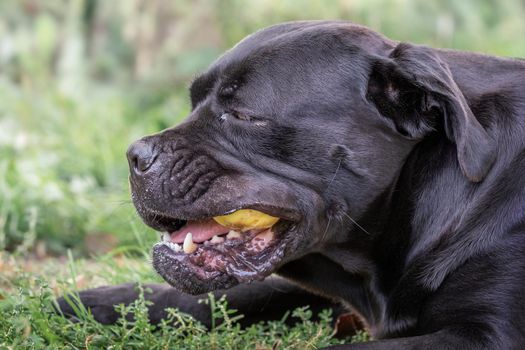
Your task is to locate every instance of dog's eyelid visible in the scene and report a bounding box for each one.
[232,111,253,121]
[218,110,263,124]
[219,82,240,99]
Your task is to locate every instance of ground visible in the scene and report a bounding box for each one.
[0,251,369,349]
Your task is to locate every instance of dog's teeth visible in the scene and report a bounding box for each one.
[183,232,197,254]
[162,232,171,242]
[226,230,241,239]
[210,235,225,244]
[166,242,182,252]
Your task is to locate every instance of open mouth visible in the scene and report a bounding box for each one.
[151,208,297,294]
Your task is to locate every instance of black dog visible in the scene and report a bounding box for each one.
[59,21,525,349]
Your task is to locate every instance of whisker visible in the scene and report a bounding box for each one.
[326,158,342,192]
[341,211,371,236]
[112,200,133,207]
[267,276,288,293]
[151,211,159,226]
[320,216,332,242]
[319,158,342,242]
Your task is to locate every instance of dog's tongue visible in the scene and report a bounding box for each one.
[170,219,230,243]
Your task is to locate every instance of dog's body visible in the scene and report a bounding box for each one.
[60,21,525,349]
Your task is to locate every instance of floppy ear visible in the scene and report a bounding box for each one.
[366,43,496,182]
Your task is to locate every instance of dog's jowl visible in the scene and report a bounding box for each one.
[59,21,525,349]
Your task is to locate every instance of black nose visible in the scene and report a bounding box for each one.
[127,140,157,174]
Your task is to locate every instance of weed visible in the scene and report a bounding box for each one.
[0,255,366,349]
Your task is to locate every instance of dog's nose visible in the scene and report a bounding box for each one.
[127,140,157,175]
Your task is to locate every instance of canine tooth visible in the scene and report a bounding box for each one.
[162,232,171,242]
[210,235,225,244]
[183,232,198,254]
[226,230,241,239]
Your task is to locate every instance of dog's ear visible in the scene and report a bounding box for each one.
[367,43,496,182]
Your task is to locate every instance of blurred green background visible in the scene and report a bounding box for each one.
[1,0,524,257]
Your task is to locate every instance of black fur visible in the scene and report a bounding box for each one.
[59,21,525,349]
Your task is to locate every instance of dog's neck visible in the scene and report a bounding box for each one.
[283,54,525,335]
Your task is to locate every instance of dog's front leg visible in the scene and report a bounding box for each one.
[56,277,346,328]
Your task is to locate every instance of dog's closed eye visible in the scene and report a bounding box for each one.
[220,111,255,123]
[219,112,268,127]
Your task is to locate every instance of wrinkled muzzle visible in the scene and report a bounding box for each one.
[126,131,305,294]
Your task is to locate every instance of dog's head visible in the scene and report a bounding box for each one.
[127,21,495,294]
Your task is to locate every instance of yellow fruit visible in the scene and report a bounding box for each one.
[213,209,279,231]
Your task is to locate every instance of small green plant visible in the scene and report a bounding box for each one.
[0,251,368,349]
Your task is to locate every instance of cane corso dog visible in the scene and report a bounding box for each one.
[59,21,525,349]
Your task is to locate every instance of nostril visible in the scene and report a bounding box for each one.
[130,154,141,172]
[127,140,157,174]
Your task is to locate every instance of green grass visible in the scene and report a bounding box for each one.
[0,250,369,349]
[0,76,190,255]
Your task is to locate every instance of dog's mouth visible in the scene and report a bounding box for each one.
[151,208,298,294]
